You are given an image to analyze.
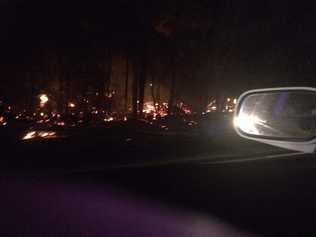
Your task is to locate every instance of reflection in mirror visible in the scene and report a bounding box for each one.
[235,91,316,141]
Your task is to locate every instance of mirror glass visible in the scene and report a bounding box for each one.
[235,90,316,141]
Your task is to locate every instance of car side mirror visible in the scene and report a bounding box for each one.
[234,87,316,153]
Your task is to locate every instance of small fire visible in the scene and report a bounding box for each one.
[142,101,168,119]
[143,103,155,114]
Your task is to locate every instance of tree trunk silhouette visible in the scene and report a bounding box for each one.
[168,52,176,115]
[150,73,157,112]
[131,57,138,119]
[138,51,147,118]
[168,69,176,115]
[65,72,71,115]
[27,71,35,111]
[101,47,112,111]
[132,67,138,119]
[125,52,129,113]
[105,47,112,94]
[57,55,65,114]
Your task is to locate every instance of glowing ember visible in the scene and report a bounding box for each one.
[22,131,57,140]
[104,117,114,122]
[40,132,49,137]
[39,94,49,107]
[223,98,236,112]
[68,102,76,108]
[206,99,217,113]
[188,121,198,126]
[22,131,36,140]
[57,121,65,126]
[106,91,114,98]
[38,131,56,138]
[0,116,7,126]
[175,101,192,115]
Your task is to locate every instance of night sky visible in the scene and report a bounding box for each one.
[1,0,316,106]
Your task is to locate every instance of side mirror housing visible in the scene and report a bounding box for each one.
[234,87,316,153]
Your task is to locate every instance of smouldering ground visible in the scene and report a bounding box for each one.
[0,124,287,175]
